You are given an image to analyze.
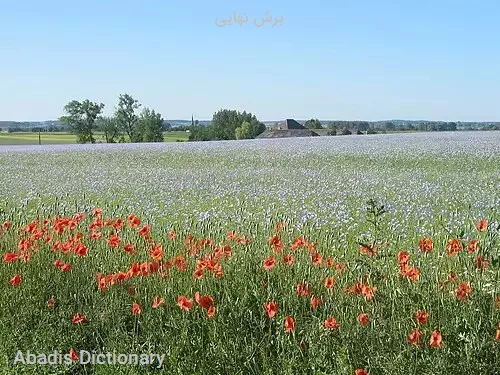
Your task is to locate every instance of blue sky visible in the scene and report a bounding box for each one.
[1,0,499,121]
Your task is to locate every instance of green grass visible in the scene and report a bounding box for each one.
[0,132,77,145]
[0,131,189,145]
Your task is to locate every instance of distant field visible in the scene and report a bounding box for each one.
[0,131,190,145]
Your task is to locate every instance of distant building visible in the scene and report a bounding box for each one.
[257,119,320,138]
[279,119,305,130]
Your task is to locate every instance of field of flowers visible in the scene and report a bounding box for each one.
[0,131,499,374]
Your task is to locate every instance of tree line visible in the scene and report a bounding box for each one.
[188,109,266,141]
[23,98,497,144]
[60,94,164,144]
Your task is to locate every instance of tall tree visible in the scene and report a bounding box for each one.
[115,94,141,142]
[211,109,265,140]
[60,100,104,144]
[138,108,164,142]
[97,116,119,143]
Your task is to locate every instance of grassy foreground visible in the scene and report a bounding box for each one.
[0,131,189,145]
[0,132,499,374]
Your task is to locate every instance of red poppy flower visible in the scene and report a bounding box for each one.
[193,268,204,280]
[69,348,79,361]
[446,239,462,256]
[194,292,214,310]
[137,225,151,237]
[72,313,88,325]
[127,214,141,228]
[496,322,500,341]
[311,252,322,266]
[284,315,295,332]
[324,316,339,330]
[476,219,487,232]
[415,310,429,325]
[357,313,369,326]
[429,330,442,347]
[168,230,176,239]
[264,301,278,318]
[397,250,409,264]
[310,296,322,309]
[3,252,19,264]
[407,329,423,345]
[9,274,21,286]
[355,370,369,375]
[177,296,193,311]
[107,234,121,248]
[152,296,165,309]
[268,235,283,253]
[323,276,335,290]
[132,303,141,316]
[150,245,164,261]
[90,231,102,240]
[467,240,479,253]
[296,282,311,297]
[263,256,276,271]
[418,238,433,253]
[283,254,294,266]
[123,243,136,254]
[456,282,472,301]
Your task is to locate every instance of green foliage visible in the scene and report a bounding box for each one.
[115,94,141,142]
[97,116,119,143]
[304,118,323,129]
[235,121,253,140]
[189,109,265,141]
[138,108,164,142]
[211,109,265,140]
[60,100,105,144]
[326,121,337,131]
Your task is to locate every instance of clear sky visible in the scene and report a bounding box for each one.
[1,0,499,122]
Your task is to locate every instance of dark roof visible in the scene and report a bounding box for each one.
[279,119,305,130]
[256,129,320,139]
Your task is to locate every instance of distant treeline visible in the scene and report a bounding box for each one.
[2,103,499,143]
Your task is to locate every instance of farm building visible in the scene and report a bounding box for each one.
[257,119,320,138]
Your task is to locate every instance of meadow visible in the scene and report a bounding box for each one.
[0,132,499,375]
[0,131,189,145]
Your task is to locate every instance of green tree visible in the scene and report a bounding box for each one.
[326,121,337,130]
[235,121,253,140]
[115,94,141,142]
[138,108,164,142]
[97,116,119,143]
[304,118,323,129]
[60,100,104,144]
[189,125,214,141]
[211,109,265,140]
